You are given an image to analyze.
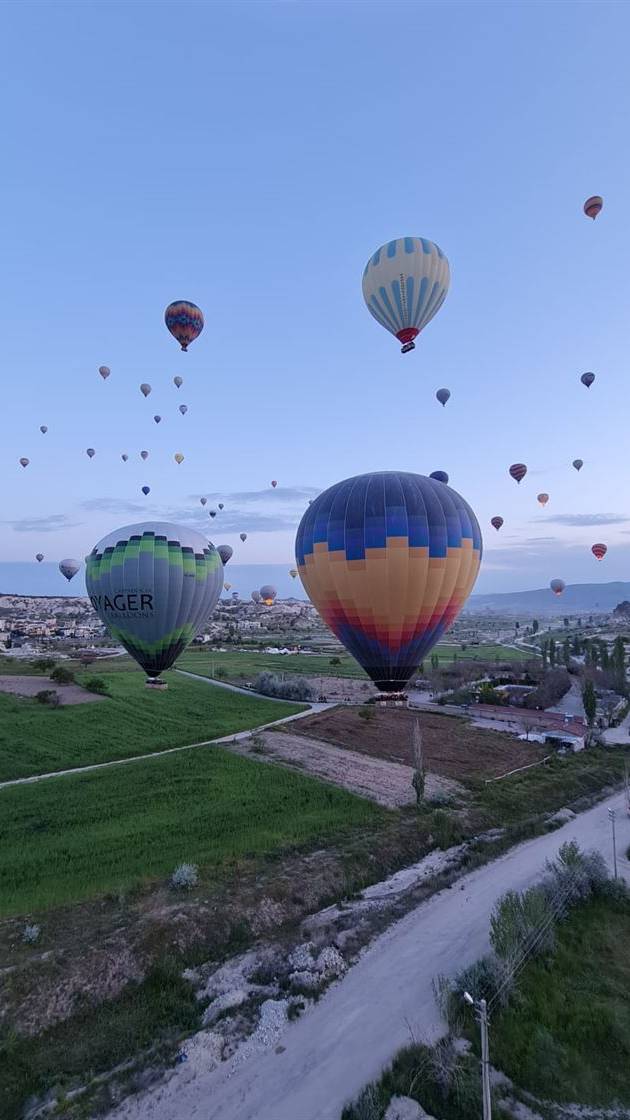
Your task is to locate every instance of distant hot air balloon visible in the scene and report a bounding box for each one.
[231,591,239,601]
[362,238,450,353]
[19,457,29,468]
[86,522,223,685]
[59,559,81,582]
[251,590,261,603]
[209,510,217,518]
[572,459,583,471]
[142,486,151,496]
[260,584,277,606]
[99,366,111,380]
[430,471,449,483]
[289,568,298,579]
[583,195,603,220]
[141,450,149,461]
[200,497,207,506]
[509,463,527,484]
[592,543,607,561]
[271,480,278,488]
[173,376,183,388]
[164,301,204,351]
[550,579,565,596]
[174,452,184,464]
[491,516,504,531]
[296,471,482,692]
[179,404,188,416]
[121,453,129,462]
[224,582,231,591]
[537,493,549,506]
[218,502,224,510]
[217,544,233,565]
[35,553,44,563]
[436,388,451,407]
[40,425,48,434]
[140,383,151,398]
[581,372,595,388]
[86,448,95,459]
[154,415,162,424]
[240,533,247,542]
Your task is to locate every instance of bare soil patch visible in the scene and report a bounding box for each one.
[291,706,547,782]
[0,676,105,706]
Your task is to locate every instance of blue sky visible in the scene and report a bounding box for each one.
[3,0,630,596]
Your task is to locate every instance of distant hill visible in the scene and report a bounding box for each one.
[468,581,630,616]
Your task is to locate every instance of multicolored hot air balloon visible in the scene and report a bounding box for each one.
[491,516,504,531]
[173,376,183,388]
[271,480,278,488]
[40,425,48,434]
[260,585,277,606]
[141,450,149,461]
[59,559,81,581]
[217,544,233,565]
[140,383,151,398]
[179,404,188,416]
[35,553,44,562]
[99,366,111,380]
[289,568,298,579]
[583,195,603,220]
[436,388,450,407]
[362,238,450,353]
[86,448,95,459]
[174,452,184,465]
[581,371,595,388]
[592,543,607,561]
[121,453,129,462]
[509,463,527,484]
[240,532,247,542]
[550,578,565,596]
[572,459,583,472]
[296,471,482,693]
[19,457,29,468]
[154,415,162,424]
[251,590,261,603]
[86,522,223,686]
[164,301,204,351]
[200,497,207,506]
[430,471,449,484]
[537,493,549,506]
[224,582,231,591]
[142,486,151,496]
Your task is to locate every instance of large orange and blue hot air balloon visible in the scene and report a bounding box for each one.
[295,471,482,693]
[362,238,450,353]
[165,301,204,351]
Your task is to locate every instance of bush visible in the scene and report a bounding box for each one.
[431,809,464,850]
[35,689,60,707]
[490,885,556,961]
[22,923,41,944]
[170,863,199,890]
[543,840,608,906]
[252,672,312,701]
[523,669,571,710]
[50,666,75,685]
[83,676,109,695]
[30,658,56,673]
[329,656,341,666]
[214,666,228,679]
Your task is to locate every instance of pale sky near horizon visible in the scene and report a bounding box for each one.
[3,0,630,595]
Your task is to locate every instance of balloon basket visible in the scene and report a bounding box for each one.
[146,678,168,690]
[374,692,408,708]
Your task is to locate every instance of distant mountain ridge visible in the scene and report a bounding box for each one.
[468,581,630,615]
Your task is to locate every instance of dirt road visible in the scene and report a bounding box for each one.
[108,791,630,1120]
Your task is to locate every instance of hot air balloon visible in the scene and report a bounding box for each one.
[209,510,217,518]
[581,372,595,388]
[142,486,151,496]
[86,522,223,686]
[240,533,247,542]
[260,585,277,606]
[572,459,583,471]
[296,471,482,693]
[173,376,183,388]
[251,590,261,603]
[592,543,607,561]
[271,480,278,488]
[231,591,239,601]
[154,415,162,424]
[491,516,504,531]
[99,366,111,380]
[217,544,233,565]
[200,497,207,506]
[537,493,549,506]
[362,238,450,353]
[141,450,149,461]
[583,195,603,220]
[218,503,224,510]
[121,453,129,462]
[179,405,188,416]
[164,301,204,351]
[140,383,151,398]
[59,559,81,581]
[174,453,184,465]
[86,448,95,459]
[35,554,44,563]
[40,425,48,434]
[550,579,565,596]
[436,388,450,407]
[509,463,527,484]
[224,582,231,591]
[19,457,29,468]
[289,568,298,579]
[429,471,449,484]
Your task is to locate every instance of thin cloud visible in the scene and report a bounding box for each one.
[165,507,301,533]
[9,514,82,533]
[81,498,146,514]
[540,513,629,527]
[188,486,319,505]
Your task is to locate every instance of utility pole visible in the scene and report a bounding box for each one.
[464,993,492,1119]
[608,807,618,879]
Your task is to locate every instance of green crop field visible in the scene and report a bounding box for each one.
[0,746,386,915]
[0,671,304,782]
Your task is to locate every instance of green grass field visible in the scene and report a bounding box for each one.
[0,745,385,915]
[0,671,304,782]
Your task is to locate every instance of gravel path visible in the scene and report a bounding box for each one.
[0,675,104,706]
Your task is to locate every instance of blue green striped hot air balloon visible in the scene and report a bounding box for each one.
[86,522,223,687]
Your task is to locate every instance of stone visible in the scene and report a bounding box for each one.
[288,941,315,971]
[315,945,346,978]
[384,1096,434,1120]
[547,807,576,826]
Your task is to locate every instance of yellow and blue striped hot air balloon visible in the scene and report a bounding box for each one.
[362,238,450,353]
[295,471,482,693]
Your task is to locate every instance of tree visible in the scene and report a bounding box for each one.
[50,666,75,685]
[562,638,571,667]
[411,718,425,806]
[582,679,597,727]
[548,638,556,668]
[521,717,537,741]
[612,636,627,695]
[430,652,440,671]
[600,643,610,670]
[532,619,539,634]
[541,640,548,671]
[563,617,569,628]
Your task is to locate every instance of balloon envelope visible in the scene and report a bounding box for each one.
[19,457,29,468]
[509,463,527,483]
[179,405,188,415]
[289,568,298,578]
[85,522,223,681]
[491,516,503,531]
[173,376,183,388]
[140,383,151,398]
[296,471,482,692]
[224,582,231,591]
[260,585,277,605]
[218,503,224,510]
[429,471,449,483]
[217,544,233,565]
[200,497,207,506]
[141,451,149,461]
[271,480,278,488]
[537,493,549,506]
[550,579,565,596]
[209,510,217,518]
[581,371,595,388]
[572,459,583,471]
[121,453,129,462]
[251,590,261,602]
[60,559,81,581]
[583,195,603,220]
[592,543,607,560]
[99,366,111,380]
[174,453,184,464]
[362,237,450,353]
[164,301,204,351]
[86,448,95,458]
[436,388,450,407]
[142,486,151,496]
[40,425,48,434]
[35,553,44,562]
[154,415,161,424]
[240,532,247,542]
